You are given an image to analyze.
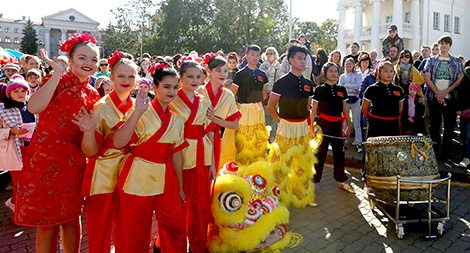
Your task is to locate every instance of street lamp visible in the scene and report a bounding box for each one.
[289,0,293,41]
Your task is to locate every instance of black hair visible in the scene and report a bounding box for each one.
[315,48,328,66]
[289,39,300,44]
[351,42,360,49]
[208,55,227,70]
[389,44,399,52]
[110,52,136,73]
[180,60,203,76]
[438,35,453,46]
[321,62,339,76]
[172,54,182,68]
[246,44,261,54]
[287,44,308,62]
[398,49,413,65]
[69,41,99,58]
[151,61,178,87]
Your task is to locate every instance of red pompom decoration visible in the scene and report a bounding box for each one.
[202,53,218,65]
[148,62,170,76]
[176,56,194,70]
[60,33,97,55]
[108,51,123,68]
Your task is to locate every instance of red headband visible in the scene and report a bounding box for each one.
[177,56,194,70]
[60,33,97,54]
[202,53,218,65]
[148,62,170,76]
[108,51,123,68]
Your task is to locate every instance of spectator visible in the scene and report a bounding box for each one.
[298,33,312,53]
[328,50,344,75]
[95,59,110,78]
[226,52,239,88]
[315,48,329,84]
[343,42,360,65]
[139,58,151,79]
[457,64,470,167]
[357,54,373,80]
[395,50,424,95]
[388,45,399,65]
[412,50,421,69]
[423,35,465,160]
[25,69,42,94]
[401,82,425,134]
[370,50,378,70]
[382,24,404,58]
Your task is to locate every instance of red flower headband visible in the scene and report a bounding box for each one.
[148,62,170,76]
[177,56,194,70]
[202,53,218,65]
[108,51,123,68]
[60,33,97,54]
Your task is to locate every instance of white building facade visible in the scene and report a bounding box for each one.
[0,9,99,57]
[337,0,470,58]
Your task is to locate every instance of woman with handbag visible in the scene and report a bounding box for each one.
[0,75,35,213]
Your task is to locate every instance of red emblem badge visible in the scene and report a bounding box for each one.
[258,76,264,82]
[304,85,310,92]
[393,91,400,96]
[337,92,344,97]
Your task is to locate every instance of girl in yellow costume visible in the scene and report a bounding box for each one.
[197,53,241,169]
[228,45,270,166]
[73,51,137,252]
[267,44,317,208]
[171,58,215,252]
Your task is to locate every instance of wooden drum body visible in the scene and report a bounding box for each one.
[364,136,439,203]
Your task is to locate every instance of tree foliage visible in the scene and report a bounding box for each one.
[21,19,38,55]
[102,0,338,57]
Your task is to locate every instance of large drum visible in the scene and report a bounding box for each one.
[364,136,440,203]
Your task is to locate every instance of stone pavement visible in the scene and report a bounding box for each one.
[1,166,470,252]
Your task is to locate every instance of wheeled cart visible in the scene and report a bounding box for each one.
[368,173,451,239]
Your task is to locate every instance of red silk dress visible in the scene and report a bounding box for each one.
[15,71,100,227]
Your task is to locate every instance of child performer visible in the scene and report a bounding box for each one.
[267,44,316,208]
[197,54,241,169]
[227,45,269,166]
[14,33,100,252]
[401,82,425,135]
[311,63,356,203]
[0,75,35,213]
[171,58,215,252]
[73,51,137,253]
[112,62,187,252]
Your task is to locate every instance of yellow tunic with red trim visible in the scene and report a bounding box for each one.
[82,92,135,196]
[118,100,188,196]
[197,82,241,169]
[171,90,212,170]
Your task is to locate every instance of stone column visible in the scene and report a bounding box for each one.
[60,29,67,55]
[353,3,363,44]
[337,6,347,54]
[370,0,382,56]
[392,0,403,32]
[44,28,51,53]
[410,0,420,51]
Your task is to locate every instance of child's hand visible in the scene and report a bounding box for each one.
[418,97,425,104]
[408,117,414,123]
[344,126,352,137]
[40,49,65,75]
[135,89,149,115]
[10,127,29,136]
[72,107,97,132]
[207,106,215,121]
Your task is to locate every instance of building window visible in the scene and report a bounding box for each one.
[444,14,450,32]
[5,27,10,33]
[14,27,19,33]
[433,12,440,30]
[14,37,20,44]
[454,16,460,34]
[69,15,76,22]
[405,12,411,23]
[39,29,44,35]
[5,37,10,43]
[386,16,393,23]
[39,39,44,45]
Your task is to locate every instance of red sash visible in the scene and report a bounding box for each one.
[82,92,133,196]
[318,113,346,137]
[369,112,402,134]
[116,99,176,195]
[206,82,224,170]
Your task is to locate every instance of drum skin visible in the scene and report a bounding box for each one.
[364,136,439,202]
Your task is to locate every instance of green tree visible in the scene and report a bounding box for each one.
[20,19,38,55]
[295,19,338,55]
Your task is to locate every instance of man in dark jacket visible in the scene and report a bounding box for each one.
[382,25,404,57]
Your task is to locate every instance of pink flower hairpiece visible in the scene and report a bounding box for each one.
[148,62,170,76]
[108,51,123,68]
[177,56,194,70]
[60,33,97,54]
[202,53,218,65]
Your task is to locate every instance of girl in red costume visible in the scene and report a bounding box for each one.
[196,54,241,170]
[14,33,101,252]
[73,51,137,252]
[170,58,215,252]
[113,62,187,252]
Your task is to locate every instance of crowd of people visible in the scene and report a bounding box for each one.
[0,23,469,252]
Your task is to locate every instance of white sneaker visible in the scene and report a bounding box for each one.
[459,158,470,168]
[351,141,358,146]
[356,145,363,153]
[5,198,14,213]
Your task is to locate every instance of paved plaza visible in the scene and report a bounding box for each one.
[1,165,470,252]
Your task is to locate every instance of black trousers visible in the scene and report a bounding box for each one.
[314,136,348,183]
[427,97,456,156]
